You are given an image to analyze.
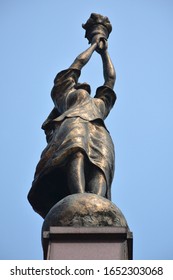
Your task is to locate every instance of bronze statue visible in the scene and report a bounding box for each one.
[28,14,116,218]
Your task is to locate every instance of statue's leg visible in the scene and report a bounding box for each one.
[87,166,106,197]
[67,151,85,194]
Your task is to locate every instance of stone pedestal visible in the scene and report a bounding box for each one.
[41,193,133,260]
[42,226,133,260]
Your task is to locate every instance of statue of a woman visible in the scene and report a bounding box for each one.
[28,34,116,218]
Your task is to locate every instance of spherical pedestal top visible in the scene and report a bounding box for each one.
[42,193,128,231]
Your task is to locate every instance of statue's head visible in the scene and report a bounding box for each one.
[75,82,91,94]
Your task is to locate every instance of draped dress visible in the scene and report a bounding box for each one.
[28,68,116,218]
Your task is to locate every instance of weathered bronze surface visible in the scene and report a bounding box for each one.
[42,193,128,229]
[82,13,112,43]
[28,13,116,219]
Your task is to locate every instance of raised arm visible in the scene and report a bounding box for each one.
[69,37,101,71]
[96,39,116,89]
[101,50,116,89]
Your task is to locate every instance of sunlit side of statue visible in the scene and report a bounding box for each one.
[28,13,116,218]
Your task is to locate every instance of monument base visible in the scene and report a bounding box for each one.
[41,193,133,259]
[43,226,133,260]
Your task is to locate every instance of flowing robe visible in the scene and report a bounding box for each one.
[28,68,116,218]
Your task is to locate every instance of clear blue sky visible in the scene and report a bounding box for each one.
[0,0,173,260]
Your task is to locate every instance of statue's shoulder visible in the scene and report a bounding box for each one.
[95,86,117,107]
[54,68,81,84]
